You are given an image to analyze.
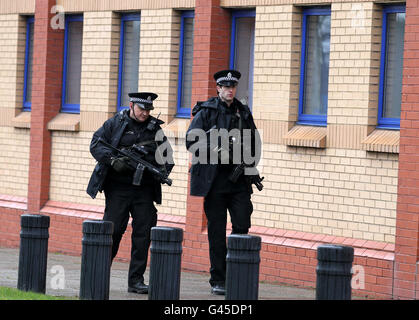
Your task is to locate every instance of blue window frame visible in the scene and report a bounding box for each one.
[378,5,406,129]
[23,16,34,111]
[117,13,141,111]
[229,9,255,109]
[176,10,195,118]
[62,14,83,113]
[298,7,331,126]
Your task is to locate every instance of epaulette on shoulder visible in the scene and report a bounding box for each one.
[191,97,218,116]
[146,115,164,130]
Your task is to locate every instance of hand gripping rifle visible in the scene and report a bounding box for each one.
[96,137,172,186]
[226,137,264,191]
[228,163,264,191]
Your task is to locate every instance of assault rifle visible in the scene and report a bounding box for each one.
[96,137,172,186]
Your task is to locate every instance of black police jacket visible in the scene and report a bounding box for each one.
[186,96,259,197]
[86,109,174,204]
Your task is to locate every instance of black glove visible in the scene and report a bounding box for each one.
[247,174,264,191]
[111,156,132,173]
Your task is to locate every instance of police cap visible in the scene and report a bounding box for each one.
[128,92,158,110]
[213,69,241,87]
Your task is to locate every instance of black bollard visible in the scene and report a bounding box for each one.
[316,244,354,300]
[17,214,50,293]
[79,220,113,300]
[226,234,261,300]
[148,226,183,300]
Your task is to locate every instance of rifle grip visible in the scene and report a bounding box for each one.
[133,164,145,186]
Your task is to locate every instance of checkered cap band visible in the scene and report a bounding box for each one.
[129,97,153,105]
[217,76,238,83]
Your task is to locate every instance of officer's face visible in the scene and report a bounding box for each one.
[217,84,237,105]
[130,103,150,122]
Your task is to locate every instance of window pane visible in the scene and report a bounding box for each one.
[24,21,34,105]
[234,17,255,106]
[303,15,330,116]
[383,12,405,119]
[121,20,140,107]
[65,21,83,105]
[180,17,194,110]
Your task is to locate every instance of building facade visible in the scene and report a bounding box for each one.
[0,0,418,299]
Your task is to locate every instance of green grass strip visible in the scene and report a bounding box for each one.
[0,286,74,300]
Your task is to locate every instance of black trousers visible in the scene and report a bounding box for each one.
[103,181,157,286]
[203,174,253,286]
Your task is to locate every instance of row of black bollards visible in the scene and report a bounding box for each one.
[17,214,354,300]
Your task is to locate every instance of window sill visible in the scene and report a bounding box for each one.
[283,125,327,148]
[361,129,399,153]
[11,111,31,129]
[47,113,80,132]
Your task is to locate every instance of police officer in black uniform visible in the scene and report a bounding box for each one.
[87,92,174,294]
[186,70,261,295]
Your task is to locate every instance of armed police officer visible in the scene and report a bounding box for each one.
[87,92,174,294]
[186,70,262,295]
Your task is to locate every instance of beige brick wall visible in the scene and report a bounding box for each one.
[0,127,29,197]
[57,0,194,12]
[253,5,300,124]
[0,14,25,122]
[327,1,382,148]
[138,9,180,124]
[159,136,189,217]
[50,131,99,204]
[253,144,398,243]
[0,14,29,197]
[0,0,34,15]
[80,11,120,131]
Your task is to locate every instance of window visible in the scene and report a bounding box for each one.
[298,7,331,126]
[176,11,194,118]
[230,10,255,108]
[118,13,141,111]
[378,5,405,129]
[62,15,83,113]
[23,16,34,111]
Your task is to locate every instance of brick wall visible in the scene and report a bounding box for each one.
[394,0,419,300]
[0,0,417,299]
[80,11,120,130]
[253,144,398,243]
[27,0,64,213]
[139,9,180,124]
[0,15,29,197]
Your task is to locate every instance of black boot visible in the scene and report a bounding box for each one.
[210,284,226,295]
[128,281,149,294]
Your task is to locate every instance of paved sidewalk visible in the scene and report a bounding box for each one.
[0,247,315,300]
